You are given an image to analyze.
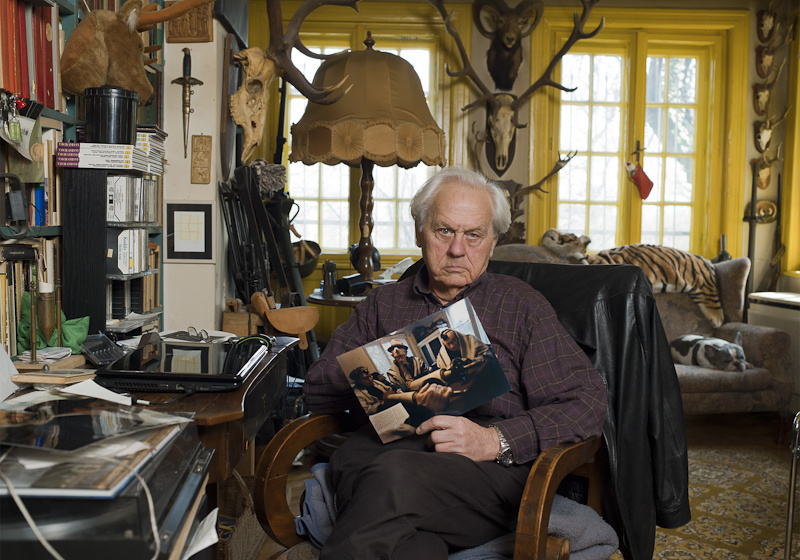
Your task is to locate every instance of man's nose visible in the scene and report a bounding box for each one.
[447,233,468,255]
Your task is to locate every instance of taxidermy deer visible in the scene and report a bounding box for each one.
[753,57,785,116]
[754,106,791,154]
[60,0,216,104]
[474,0,542,91]
[429,0,603,176]
[230,0,357,162]
[756,20,794,79]
[753,143,782,190]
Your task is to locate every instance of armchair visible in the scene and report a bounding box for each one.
[654,257,793,419]
[252,261,690,560]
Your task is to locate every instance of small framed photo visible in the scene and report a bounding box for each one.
[165,202,215,262]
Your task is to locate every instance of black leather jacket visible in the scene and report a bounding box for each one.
[487,260,691,560]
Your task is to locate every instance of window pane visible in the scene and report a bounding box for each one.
[668,58,696,104]
[590,156,619,202]
[320,200,350,249]
[290,49,323,93]
[666,108,695,153]
[644,107,664,153]
[373,200,396,247]
[560,155,588,200]
[560,105,589,151]
[664,157,693,202]
[561,54,591,102]
[401,49,431,93]
[663,205,691,251]
[289,162,320,198]
[645,158,663,202]
[593,56,622,102]
[399,167,428,199]
[557,203,586,233]
[641,205,660,244]
[321,165,349,198]
[397,200,416,249]
[587,205,617,250]
[591,106,620,152]
[373,166,396,199]
[646,57,666,103]
[295,200,320,240]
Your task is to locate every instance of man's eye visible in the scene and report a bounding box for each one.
[437,228,452,236]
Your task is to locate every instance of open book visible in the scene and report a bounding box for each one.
[336,298,510,443]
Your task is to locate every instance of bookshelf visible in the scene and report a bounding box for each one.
[0,0,168,353]
[61,166,163,337]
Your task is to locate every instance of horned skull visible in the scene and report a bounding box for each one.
[230,48,276,163]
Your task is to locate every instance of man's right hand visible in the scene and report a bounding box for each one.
[414,383,452,412]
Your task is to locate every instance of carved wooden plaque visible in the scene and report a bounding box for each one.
[166,1,213,43]
[191,135,212,184]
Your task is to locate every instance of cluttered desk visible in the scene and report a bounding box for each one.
[0,333,298,559]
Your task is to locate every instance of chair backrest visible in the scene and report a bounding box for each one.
[655,256,750,341]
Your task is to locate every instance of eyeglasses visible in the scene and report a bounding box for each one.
[187,326,210,342]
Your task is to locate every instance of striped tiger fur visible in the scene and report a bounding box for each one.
[586,244,723,327]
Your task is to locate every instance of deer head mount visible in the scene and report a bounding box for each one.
[430,0,603,176]
[229,0,357,162]
[474,0,542,91]
[60,0,228,104]
[753,143,783,190]
[756,20,794,79]
[754,106,791,154]
[753,57,785,116]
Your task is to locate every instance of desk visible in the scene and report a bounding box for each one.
[130,336,298,484]
[307,290,366,308]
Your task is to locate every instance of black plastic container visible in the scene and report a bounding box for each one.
[83,86,140,145]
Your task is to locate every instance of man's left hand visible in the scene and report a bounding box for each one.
[415,415,499,462]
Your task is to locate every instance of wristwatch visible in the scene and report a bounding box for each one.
[491,425,514,466]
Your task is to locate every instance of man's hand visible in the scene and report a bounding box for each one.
[414,383,452,413]
[415,416,500,462]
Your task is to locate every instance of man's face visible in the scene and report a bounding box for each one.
[416,182,497,301]
[442,330,458,352]
[392,347,408,361]
[355,369,373,387]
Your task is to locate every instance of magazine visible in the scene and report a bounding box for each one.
[336,298,510,443]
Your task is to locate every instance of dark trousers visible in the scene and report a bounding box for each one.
[321,423,531,560]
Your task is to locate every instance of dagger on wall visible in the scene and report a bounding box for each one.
[171,47,204,158]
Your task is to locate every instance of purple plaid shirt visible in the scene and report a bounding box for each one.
[304,266,607,464]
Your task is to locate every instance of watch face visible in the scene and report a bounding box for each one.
[498,451,513,467]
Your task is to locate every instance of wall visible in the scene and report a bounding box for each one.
[161,20,231,332]
[158,1,794,334]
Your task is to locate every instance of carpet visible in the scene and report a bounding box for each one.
[613,412,797,559]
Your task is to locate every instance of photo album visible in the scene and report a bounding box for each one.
[336,298,511,443]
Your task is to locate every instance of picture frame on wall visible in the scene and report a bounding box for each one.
[165,202,215,262]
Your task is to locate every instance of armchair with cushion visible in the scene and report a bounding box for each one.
[654,256,793,419]
[252,261,690,560]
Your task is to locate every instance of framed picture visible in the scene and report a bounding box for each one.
[165,202,215,262]
[165,0,214,43]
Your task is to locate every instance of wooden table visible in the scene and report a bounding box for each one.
[307,290,366,308]
[130,337,298,484]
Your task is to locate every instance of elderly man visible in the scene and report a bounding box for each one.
[303,167,606,560]
[385,338,426,390]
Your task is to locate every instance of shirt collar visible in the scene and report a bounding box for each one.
[412,262,489,306]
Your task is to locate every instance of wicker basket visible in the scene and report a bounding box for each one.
[217,470,268,560]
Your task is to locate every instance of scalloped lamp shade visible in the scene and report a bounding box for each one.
[289,46,446,168]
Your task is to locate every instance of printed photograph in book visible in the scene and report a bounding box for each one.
[336,298,511,443]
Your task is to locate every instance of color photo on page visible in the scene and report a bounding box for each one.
[336,298,511,443]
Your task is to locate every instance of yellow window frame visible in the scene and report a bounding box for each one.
[528,8,748,259]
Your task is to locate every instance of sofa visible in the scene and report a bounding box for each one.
[491,245,794,424]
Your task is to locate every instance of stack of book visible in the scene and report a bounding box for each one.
[55,142,149,172]
[135,125,167,175]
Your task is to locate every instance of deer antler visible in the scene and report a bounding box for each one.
[265,0,358,104]
[137,0,215,28]
[428,0,500,113]
[510,0,604,127]
[515,150,577,195]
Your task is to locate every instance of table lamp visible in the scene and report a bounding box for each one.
[290,33,446,280]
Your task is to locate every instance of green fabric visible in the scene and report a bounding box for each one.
[16,292,90,354]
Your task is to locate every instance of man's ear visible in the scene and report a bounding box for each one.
[415,228,422,248]
[489,235,499,258]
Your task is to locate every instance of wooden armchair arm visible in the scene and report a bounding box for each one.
[253,413,354,547]
[514,436,603,560]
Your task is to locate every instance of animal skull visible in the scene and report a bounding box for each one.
[752,58,785,116]
[230,48,276,163]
